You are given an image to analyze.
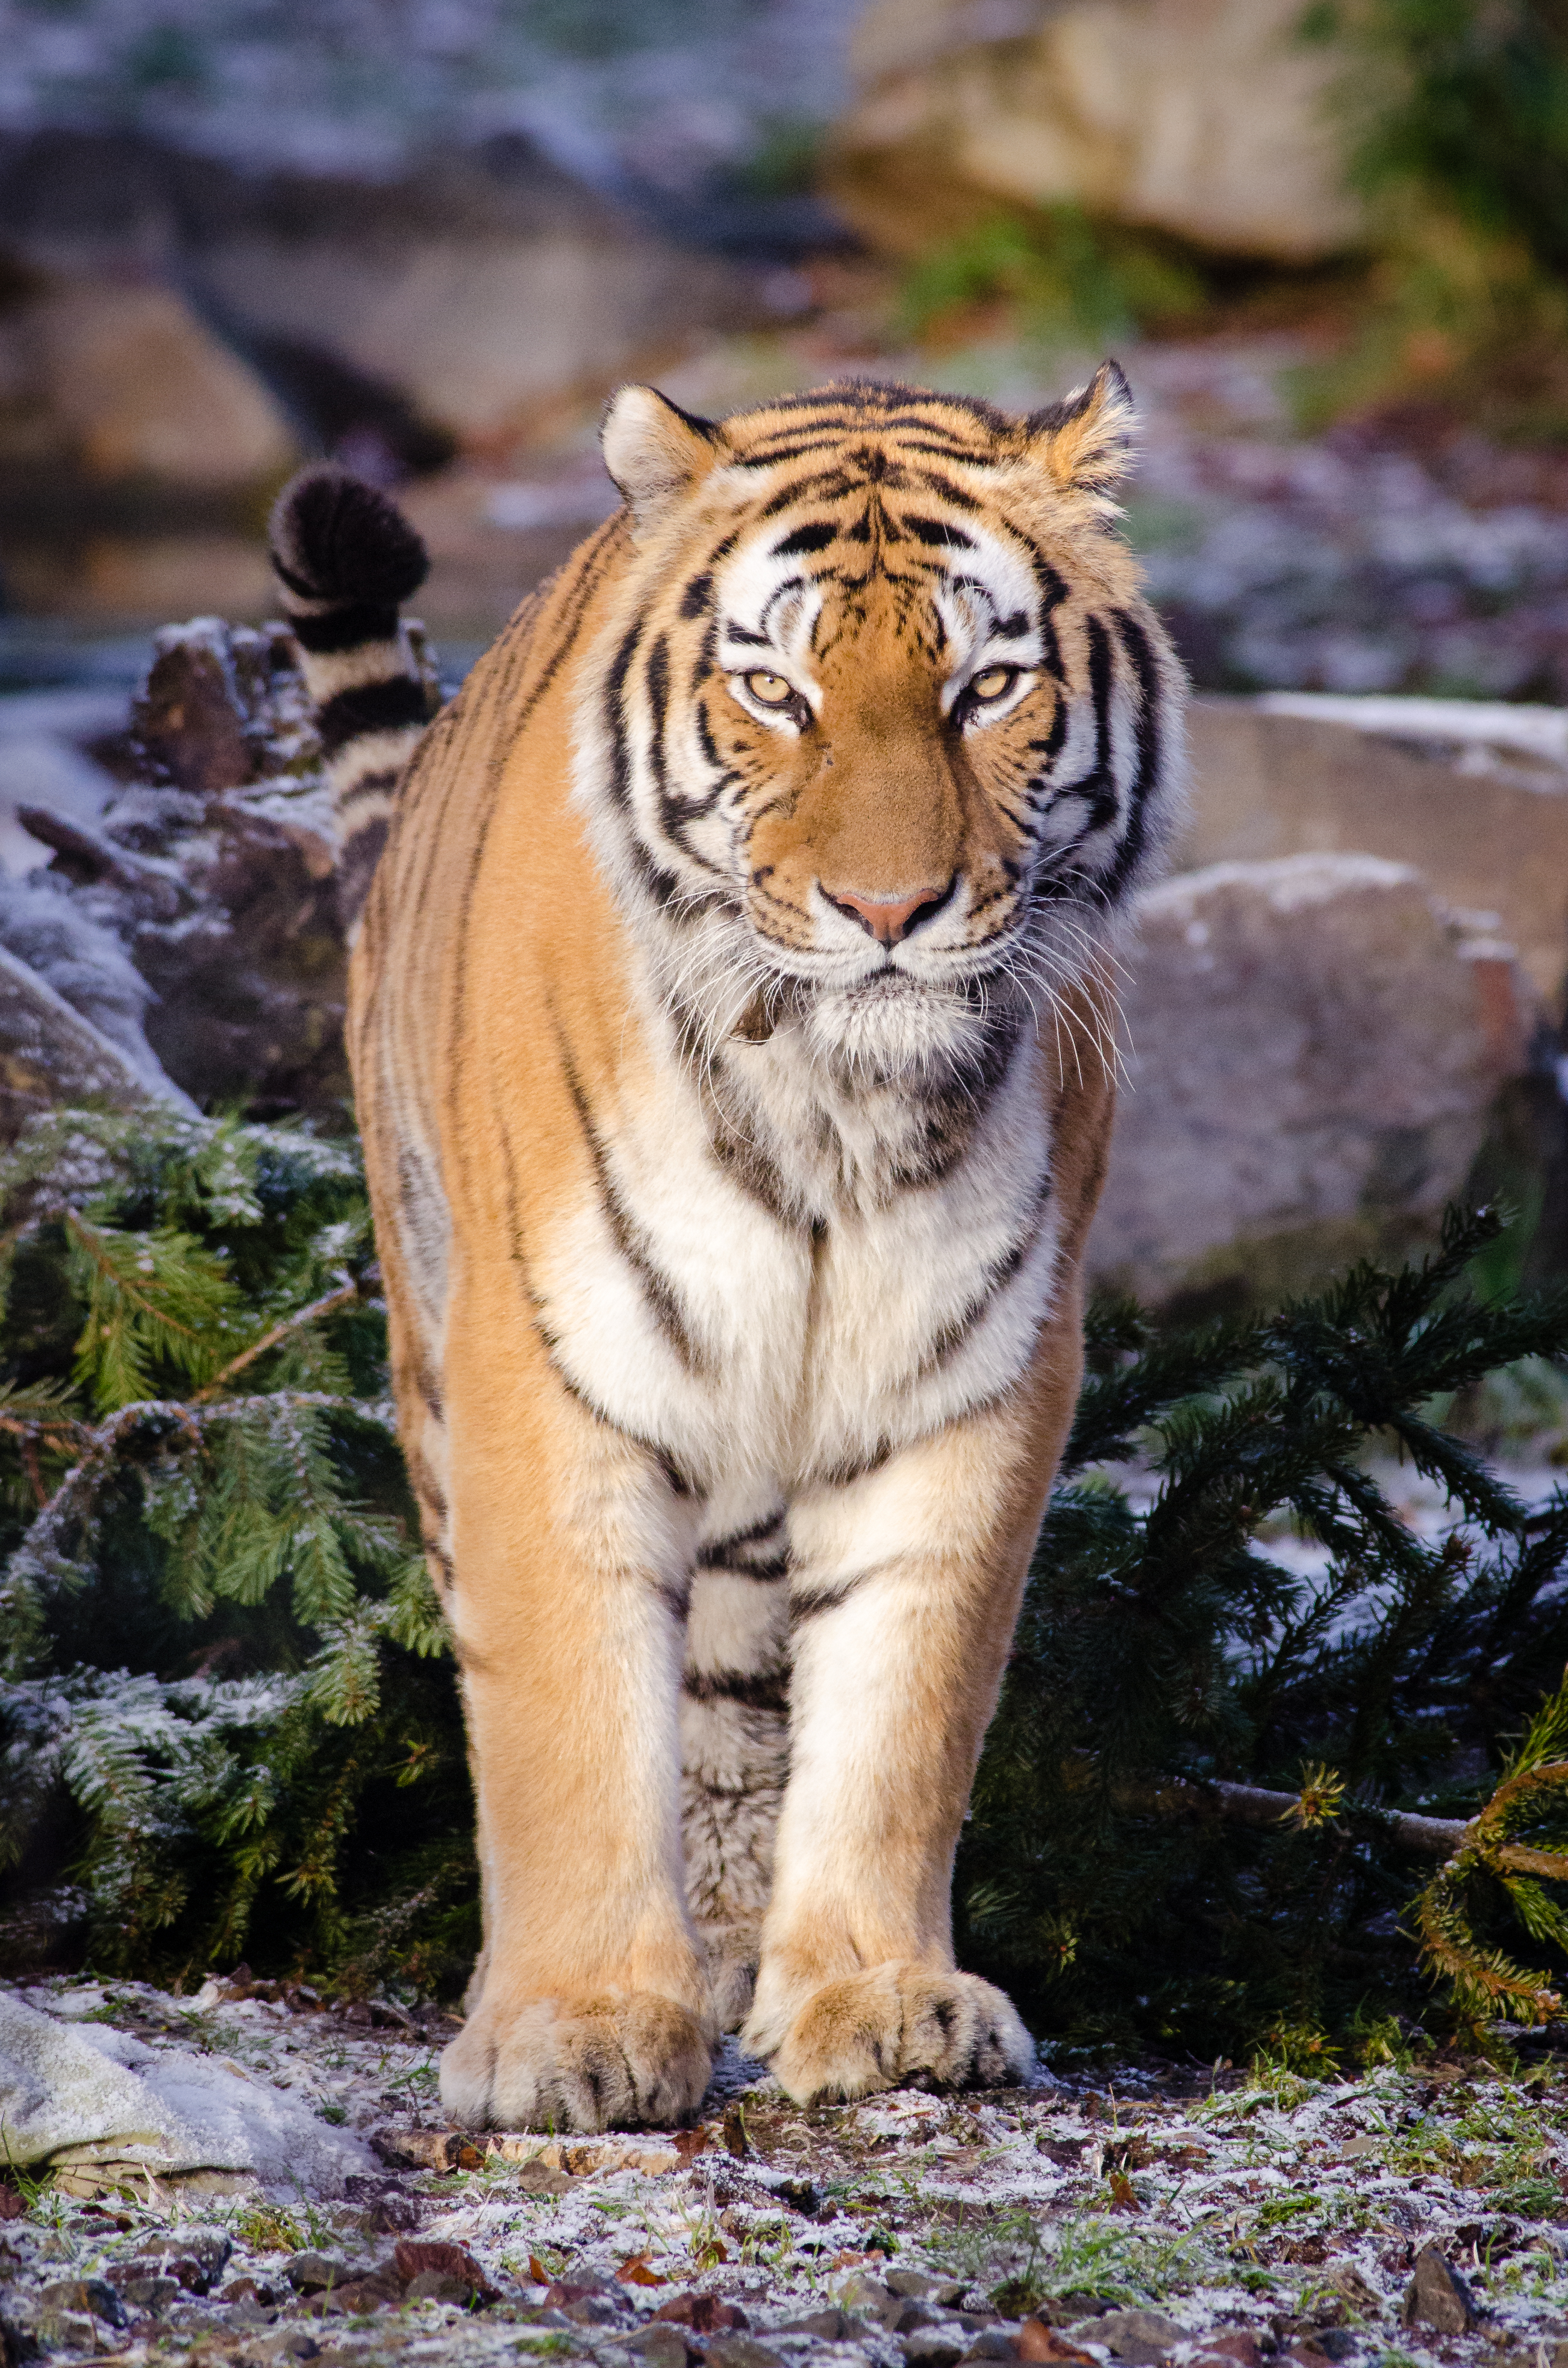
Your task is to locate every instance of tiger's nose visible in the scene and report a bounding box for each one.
[821,877,956,945]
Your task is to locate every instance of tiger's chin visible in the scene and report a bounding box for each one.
[804,973,992,1082]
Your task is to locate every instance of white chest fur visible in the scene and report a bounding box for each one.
[532,1002,1063,1497]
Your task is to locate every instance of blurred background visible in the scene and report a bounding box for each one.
[5,0,1568,692]
[2,0,1568,1341]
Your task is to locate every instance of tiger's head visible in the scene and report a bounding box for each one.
[582,369,1185,1084]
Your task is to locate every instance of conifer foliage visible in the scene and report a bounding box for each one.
[0,1105,472,1995]
[2,1116,1567,2055]
[960,1206,1568,2060]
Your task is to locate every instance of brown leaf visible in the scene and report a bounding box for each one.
[618,2254,667,2287]
[1108,2169,1140,2211]
[1016,2323,1096,2364]
[673,2129,710,2166]
[655,2294,748,2334]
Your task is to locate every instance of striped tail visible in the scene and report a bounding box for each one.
[268,464,433,932]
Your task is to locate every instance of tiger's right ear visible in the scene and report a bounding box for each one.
[602,386,722,531]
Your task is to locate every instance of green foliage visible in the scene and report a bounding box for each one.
[960,1204,1568,2059]
[0,1104,473,1995]
[898,208,1207,353]
[1296,2,1568,432]
[1307,0,1568,277]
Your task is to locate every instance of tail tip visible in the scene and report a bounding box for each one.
[269,463,429,607]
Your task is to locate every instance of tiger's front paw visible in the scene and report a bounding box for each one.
[440,1990,713,2132]
[749,1962,1032,2105]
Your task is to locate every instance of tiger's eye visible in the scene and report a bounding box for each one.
[742,670,795,707]
[969,665,1017,703]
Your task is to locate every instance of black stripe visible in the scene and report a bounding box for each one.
[789,1580,860,1627]
[772,519,838,556]
[604,620,642,809]
[898,515,976,549]
[558,1033,707,1374]
[683,1668,790,1712]
[681,572,713,618]
[916,1180,1053,1379]
[290,601,400,654]
[317,676,428,757]
[646,632,671,812]
[1102,609,1164,902]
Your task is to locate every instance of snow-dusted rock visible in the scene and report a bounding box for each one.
[0,1988,375,2195]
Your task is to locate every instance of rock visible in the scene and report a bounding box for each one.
[1089,854,1535,1307]
[1192,2337,1263,2367]
[826,0,1361,265]
[1182,697,1568,1013]
[20,614,404,1116]
[708,2343,784,2368]
[655,2294,749,2332]
[785,2307,860,2338]
[633,2328,698,2368]
[127,2230,231,2290]
[513,2157,576,2196]
[1075,2310,1185,2364]
[966,2336,1021,2361]
[1400,2246,1477,2335]
[0,938,186,1138]
[34,2279,125,2328]
[0,1988,376,2196]
[905,2335,969,2368]
[393,2239,498,2305]
[284,2254,350,2295]
[100,2270,179,2314]
[0,274,296,492]
[0,134,751,451]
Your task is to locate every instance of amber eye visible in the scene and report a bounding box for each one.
[741,669,796,707]
[969,665,1019,704]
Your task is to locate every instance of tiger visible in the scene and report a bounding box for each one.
[269,364,1186,2132]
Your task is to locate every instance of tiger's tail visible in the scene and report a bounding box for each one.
[268,463,433,930]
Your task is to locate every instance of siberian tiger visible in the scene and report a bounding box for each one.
[269,365,1185,2132]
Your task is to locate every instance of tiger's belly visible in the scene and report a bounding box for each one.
[528,1028,1062,1494]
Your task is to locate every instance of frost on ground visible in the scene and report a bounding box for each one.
[5,1975,1568,2368]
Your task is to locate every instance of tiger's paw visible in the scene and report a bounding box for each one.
[751,1962,1033,2106]
[440,1990,713,2132]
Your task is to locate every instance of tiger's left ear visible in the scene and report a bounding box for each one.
[602,385,723,532]
[1023,360,1137,501]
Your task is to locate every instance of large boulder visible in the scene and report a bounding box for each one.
[0,133,752,451]
[1182,696,1568,1018]
[827,0,1362,265]
[1090,853,1537,1307]
[0,274,296,493]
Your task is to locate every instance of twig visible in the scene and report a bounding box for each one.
[1147,1778,1469,1858]
[190,1278,360,1402]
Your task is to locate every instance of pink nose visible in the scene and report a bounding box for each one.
[822,879,955,945]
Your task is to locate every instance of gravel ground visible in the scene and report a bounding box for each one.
[6,1973,1568,2368]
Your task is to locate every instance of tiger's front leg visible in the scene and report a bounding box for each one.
[741,1314,1087,2104]
[436,1271,714,2132]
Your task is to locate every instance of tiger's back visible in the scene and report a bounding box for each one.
[272,371,1185,2129]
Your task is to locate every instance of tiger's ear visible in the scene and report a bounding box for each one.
[602,385,722,530]
[1023,360,1137,501]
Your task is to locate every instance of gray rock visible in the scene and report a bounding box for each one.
[708,2341,785,2368]
[101,2270,180,2314]
[284,2254,350,2295]
[1400,2247,1476,2335]
[1090,853,1531,1306]
[34,2279,125,2328]
[633,2326,696,2368]
[1073,2310,1185,2364]
[782,2309,860,2340]
[1182,697,1568,1017]
[963,2336,1019,2361]
[0,937,187,1138]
